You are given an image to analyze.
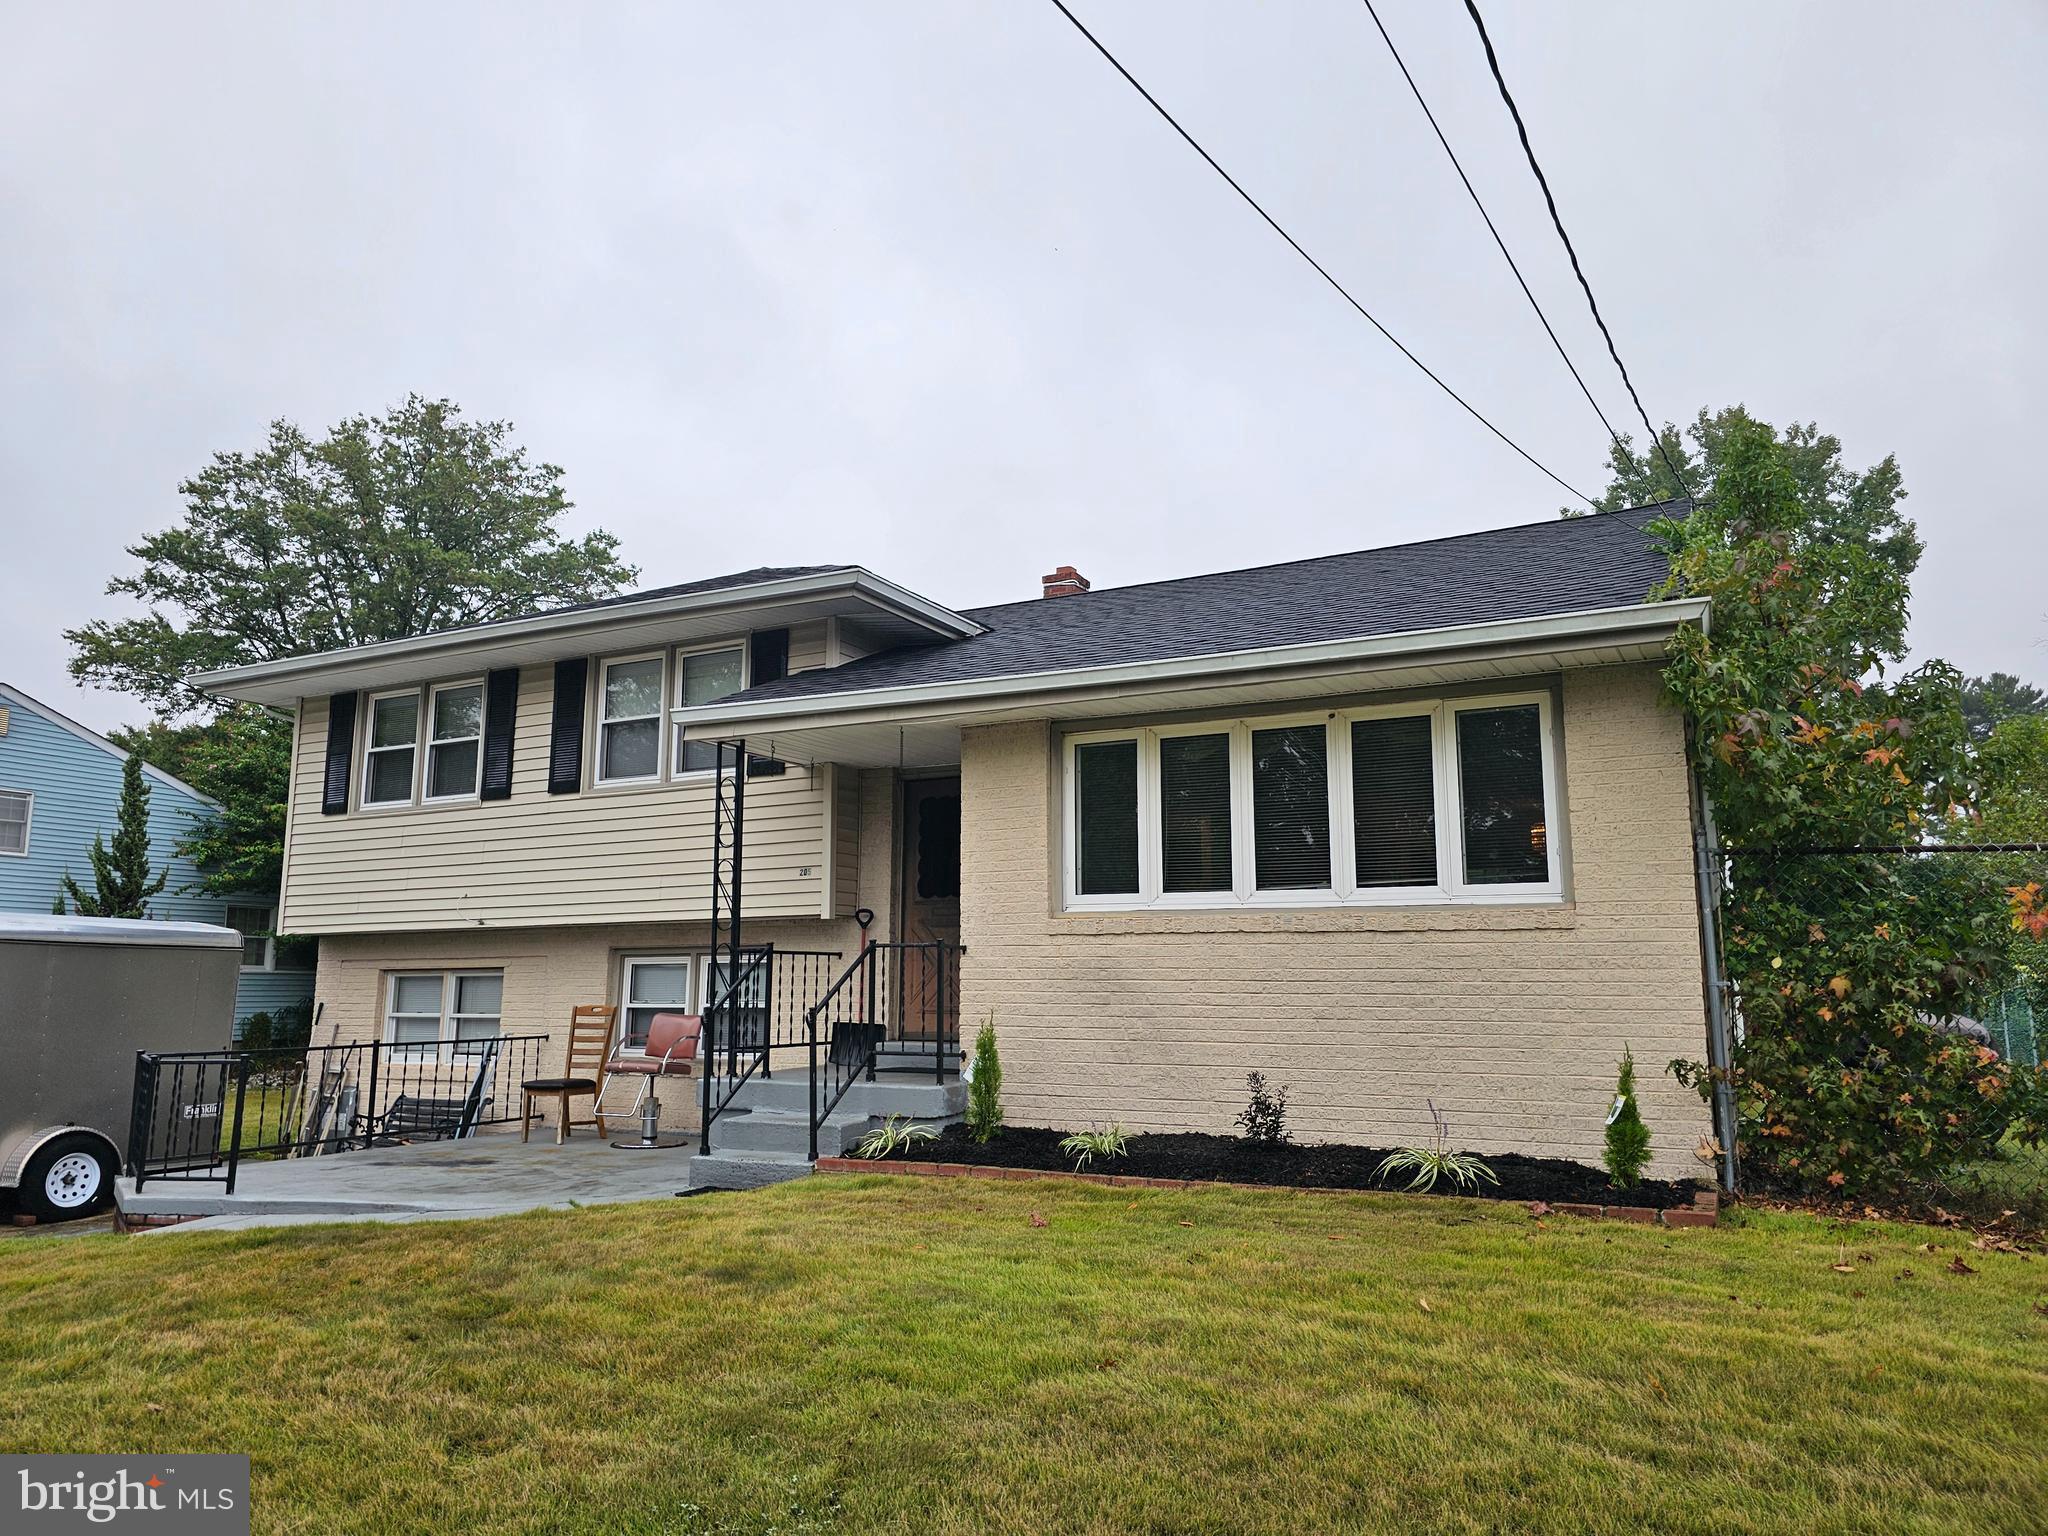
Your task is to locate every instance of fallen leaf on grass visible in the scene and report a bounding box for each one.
[1417,1296,1433,1314]
[1947,1257,1976,1276]
[1896,1269,1914,1280]
[1528,1201,1552,1218]
[2031,1301,2048,1318]
[1028,1211,1048,1229]
[1177,1220,1195,1228]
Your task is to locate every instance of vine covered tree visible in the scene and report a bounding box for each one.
[1651,411,2047,1196]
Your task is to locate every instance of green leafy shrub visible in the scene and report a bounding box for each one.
[1059,1125,1129,1171]
[1235,1073,1291,1146]
[966,1014,1003,1143]
[1603,1048,1652,1188]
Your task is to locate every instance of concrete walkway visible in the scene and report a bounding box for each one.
[116,1132,705,1233]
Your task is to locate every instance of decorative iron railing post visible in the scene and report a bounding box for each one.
[935,942,947,1083]
[807,1004,820,1162]
[725,739,746,1079]
[127,1051,157,1188]
[362,1038,381,1152]
[864,948,879,1084]
[223,1055,251,1196]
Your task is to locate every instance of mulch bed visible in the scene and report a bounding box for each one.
[884,1125,1703,1211]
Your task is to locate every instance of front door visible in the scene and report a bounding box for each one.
[897,776,961,1041]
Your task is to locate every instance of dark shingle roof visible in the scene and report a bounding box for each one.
[542,565,852,618]
[726,501,1685,706]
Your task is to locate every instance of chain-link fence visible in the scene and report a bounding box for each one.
[1716,842,2048,1224]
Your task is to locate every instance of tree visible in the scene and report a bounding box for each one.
[1654,413,2046,1197]
[73,397,636,893]
[61,753,170,918]
[1961,673,2048,743]
[966,1015,1004,1143]
[69,395,636,716]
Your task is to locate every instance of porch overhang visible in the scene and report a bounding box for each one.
[674,596,1709,769]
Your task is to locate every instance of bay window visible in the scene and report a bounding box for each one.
[1062,690,1560,910]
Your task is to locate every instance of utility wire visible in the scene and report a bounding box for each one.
[1460,0,1696,503]
[1048,0,1597,509]
[1358,0,1625,453]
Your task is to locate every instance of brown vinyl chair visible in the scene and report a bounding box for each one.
[521,1004,618,1144]
[596,1012,703,1128]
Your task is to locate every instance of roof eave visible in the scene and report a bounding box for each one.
[674,596,1709,739]
[189,567,983,705]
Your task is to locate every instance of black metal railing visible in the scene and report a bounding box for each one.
[128,1034,550,1193]
[695,945,846,1153]
[804,941,964,1160]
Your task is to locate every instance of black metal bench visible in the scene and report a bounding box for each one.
[371,1093,492,1143]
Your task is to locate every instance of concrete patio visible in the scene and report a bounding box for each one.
[115,1131,701,1233]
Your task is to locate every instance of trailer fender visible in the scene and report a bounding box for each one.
[0,1124,124,1190]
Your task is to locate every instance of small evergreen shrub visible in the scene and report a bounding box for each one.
[1236,1072,1291,1145]
[1603,1047,1652,1188]
[966,1014,1003,1143]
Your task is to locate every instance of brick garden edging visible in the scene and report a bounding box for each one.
[816,1157,1720,1227]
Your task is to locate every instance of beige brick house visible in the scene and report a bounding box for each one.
[196,500,1723,1180]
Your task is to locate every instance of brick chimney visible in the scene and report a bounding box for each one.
[1041,565,1090,599]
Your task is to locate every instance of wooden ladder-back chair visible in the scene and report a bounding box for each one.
[521,1004,618,1143]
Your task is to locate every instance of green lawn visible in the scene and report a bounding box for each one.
[2,1178,2044,1535]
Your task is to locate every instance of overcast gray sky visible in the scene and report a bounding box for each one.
[4,1,2043,734]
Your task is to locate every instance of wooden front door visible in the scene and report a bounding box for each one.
[897,776,961,1040]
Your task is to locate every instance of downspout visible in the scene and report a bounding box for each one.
[1687,756,1741,1195]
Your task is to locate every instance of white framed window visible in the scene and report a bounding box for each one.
[226,903,274,970]
[424,680,485,802]
[1061,690,1561,912]
[0,788,30,856]
[361,689,421,807]
[384,970,505,1059]
[620,955,693,1051]
[597,652,666,785]
[673,644,748,775]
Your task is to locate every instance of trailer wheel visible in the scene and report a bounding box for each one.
[20,1134,117,1221]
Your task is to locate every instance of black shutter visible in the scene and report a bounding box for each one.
[746,628,791,777]
[548,658,588,795]
[480,668,519,801]
[1251,724,1331,890]
[320,692,358,815]
[1352,715,1437,887]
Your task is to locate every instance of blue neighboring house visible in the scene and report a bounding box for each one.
[0,681,313,1037]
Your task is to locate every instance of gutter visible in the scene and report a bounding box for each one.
[674,596,1711,736]
[189,567,983,697]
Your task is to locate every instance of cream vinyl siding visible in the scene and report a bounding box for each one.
[281,664,832,935]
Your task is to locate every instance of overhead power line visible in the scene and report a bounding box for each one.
[1357,0,1625,453]
[1460,0,1697,503]
[1047,0,1597,509]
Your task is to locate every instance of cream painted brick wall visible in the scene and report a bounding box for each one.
[312,916,864,1133]
[957,664,1712,1178]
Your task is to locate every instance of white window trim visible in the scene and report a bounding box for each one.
[422,678,486,804]
[1060,689,1562,913]
[383,969,504,1061]
[0,787,31,857]
[227,902,276,972]
[593,650,669,788]
[620,953,695,1053]
[670,640,750,780]
[360,687,423,810]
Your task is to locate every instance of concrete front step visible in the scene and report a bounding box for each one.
[683,1150,815,1191]
[702,1073,966,1120]
[700,1072,964,1163]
